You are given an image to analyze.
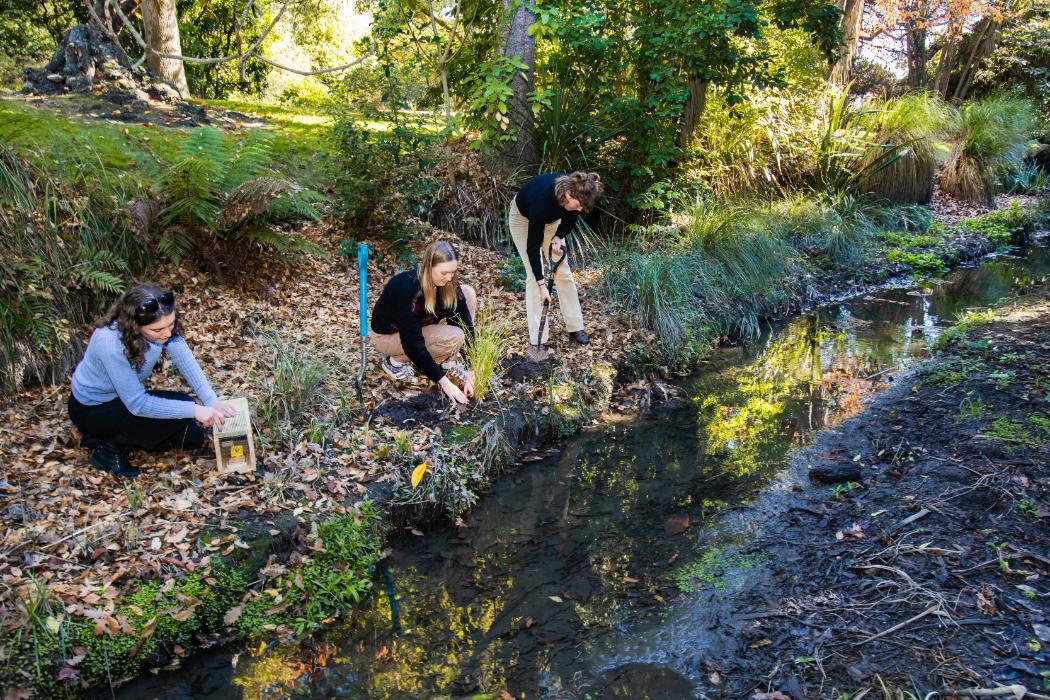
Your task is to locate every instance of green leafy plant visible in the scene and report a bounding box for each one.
[0,145,136,391]
[931,309,997,351]
[156,127,324,272]
[829,481,858,500]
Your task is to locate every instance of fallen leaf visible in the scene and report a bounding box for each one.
[224,605,243,626]
[549,595,563,603]
[664,515,690,536]
[411,463,428,488]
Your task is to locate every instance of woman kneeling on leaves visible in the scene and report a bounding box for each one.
[68,283,236,478]
[371,240,477,406]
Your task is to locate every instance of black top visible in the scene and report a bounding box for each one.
[514,173,580,282]
[371,269,475,382]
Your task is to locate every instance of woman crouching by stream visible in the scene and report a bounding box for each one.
[370,240,478,406]
[68,284,235,479]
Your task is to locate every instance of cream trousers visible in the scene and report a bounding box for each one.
[508,198,584,344]
[371,284,478,367]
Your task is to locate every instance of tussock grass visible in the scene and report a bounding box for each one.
[464,301,513,402]
[861,92,957,204]
[939,96,1039,206]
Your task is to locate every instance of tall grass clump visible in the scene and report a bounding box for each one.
[0,146,141,391]
[938,96,1039,206]
[256,335,329,442]
[861,92,957,204]
[463,301,513,401]
[603,193,802,362]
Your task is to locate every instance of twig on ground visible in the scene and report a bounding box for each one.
[854,603,940,646]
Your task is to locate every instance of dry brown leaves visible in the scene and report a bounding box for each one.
[0,217,650,633]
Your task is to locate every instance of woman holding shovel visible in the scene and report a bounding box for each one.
[508,171,602,361]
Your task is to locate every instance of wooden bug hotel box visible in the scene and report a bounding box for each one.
[212,397,256,473]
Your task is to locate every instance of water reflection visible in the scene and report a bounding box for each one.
[120,244,1049,699]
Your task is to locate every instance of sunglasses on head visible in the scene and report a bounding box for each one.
[135,290,176,320]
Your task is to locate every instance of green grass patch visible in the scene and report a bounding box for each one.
[931,309,997,352]
[923,356,982,387]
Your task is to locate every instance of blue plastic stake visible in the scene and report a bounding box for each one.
[355,243,369,416]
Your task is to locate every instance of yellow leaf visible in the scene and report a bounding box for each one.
[411,463,428,489]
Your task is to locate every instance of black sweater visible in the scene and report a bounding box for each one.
[371,269,475,381]
[514,173,580,282]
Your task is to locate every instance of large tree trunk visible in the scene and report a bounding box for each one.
[141,0,189,97]
[675,77,708,150]
[932,27,962,98]
[951,15,1000,102]
[905,19,928,89]
[830,0,865,83]
[498,0,538,167]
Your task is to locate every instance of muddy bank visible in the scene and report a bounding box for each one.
[642,291,1050,698]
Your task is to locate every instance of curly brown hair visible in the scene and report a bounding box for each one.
[554,171,603,212]
[94,283,181,369]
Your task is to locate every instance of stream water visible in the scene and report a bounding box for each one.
[119,244,1050,700]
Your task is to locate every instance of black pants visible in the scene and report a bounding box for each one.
[68,391,208,453]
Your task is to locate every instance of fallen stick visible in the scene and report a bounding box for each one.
[926,686,1050,699]
[884,508,930,535]
[854,603,939,646]
[41,510,133,550]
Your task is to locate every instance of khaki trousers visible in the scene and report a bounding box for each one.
[508,198,584,345]
[371,284,477,366]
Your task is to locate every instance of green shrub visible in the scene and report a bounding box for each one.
[0,146,140,391]
[156,126,325,272]
[938,96,1039,205]
[330,110,442,258]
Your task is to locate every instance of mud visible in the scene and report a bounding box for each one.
[675,291,1050,696]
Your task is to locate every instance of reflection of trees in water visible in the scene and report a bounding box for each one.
[691,310,890,480]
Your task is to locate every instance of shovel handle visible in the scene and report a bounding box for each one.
[357,243,368,338]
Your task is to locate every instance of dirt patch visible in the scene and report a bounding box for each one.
[690,291,1050,697]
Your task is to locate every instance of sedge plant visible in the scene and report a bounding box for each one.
[464,301,513,402]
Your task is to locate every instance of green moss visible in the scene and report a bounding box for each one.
[675,546,760,593]
[444,424,481,445]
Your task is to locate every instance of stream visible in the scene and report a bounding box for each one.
[118,243,1050,699]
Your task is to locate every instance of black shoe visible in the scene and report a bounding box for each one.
[568,330,590,345]
[89,443,140,479]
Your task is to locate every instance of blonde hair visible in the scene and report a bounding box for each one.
[417,240,460,315]
[554,171,603,212]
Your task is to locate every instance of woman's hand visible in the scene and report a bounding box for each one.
[439,375,469,406]
[195,404,228,429]
[463,370,475,399]
[539,283,552,305]
[551,237,566,255]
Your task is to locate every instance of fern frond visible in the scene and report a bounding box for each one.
[157,229,195,264]
[222,133,275,191]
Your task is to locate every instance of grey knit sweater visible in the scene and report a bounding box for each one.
[70,326,218,419]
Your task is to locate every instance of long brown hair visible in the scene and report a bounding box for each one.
[94,283,181,369]
[554,171,602,212]
[416,240,460,315]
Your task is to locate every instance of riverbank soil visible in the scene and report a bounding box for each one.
[711,291,1050,698]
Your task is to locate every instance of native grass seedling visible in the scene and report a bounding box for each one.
[829,481,859,500]
[957,394,986,421]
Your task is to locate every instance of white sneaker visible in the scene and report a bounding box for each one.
[382,356,415,382]
[441,357,469,386]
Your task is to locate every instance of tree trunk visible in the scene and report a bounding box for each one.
[675,77,708,150]
[952,15,1000,102]
[905,18,928,89]
[141,0,189,97]
[830,0,865,83]
[932,28,961,97]
[498,0,538,167]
